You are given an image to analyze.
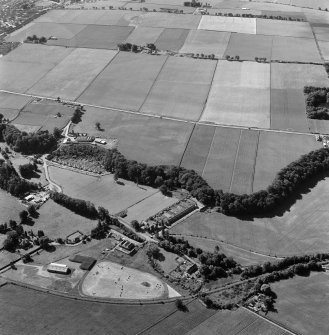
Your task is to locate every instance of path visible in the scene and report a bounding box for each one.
[42,155,62,192]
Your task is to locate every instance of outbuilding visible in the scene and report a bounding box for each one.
[47,263,69,274]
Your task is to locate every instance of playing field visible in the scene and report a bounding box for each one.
[82,261,166,299]
[155,28,189,52]
[268,272,329,335]
[271,63,329,89]
[270,89,309,132]
[73,106,194,166]
[78,52,167,111]
[28,48,117,100]
[0,283,178,335]
[198,16,256,34]
[124,26,164,46]
[253,132,321,191]
[125,192,179,223]
[201,127,241,191]
[271,36,322,63]
[179,30,230,58]
[48,165,158,214]
[141,57,216,121]
[201,61,270,128]
[69,25,134,49]
[256,18,314,38]
[12,100,73,132]
[180,125,216,176]
[33,199,97,238]
[224,33,273,61]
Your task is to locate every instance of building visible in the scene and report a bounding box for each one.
[186,263,198,275]
[118,240,136,255]
[47,263,69,274]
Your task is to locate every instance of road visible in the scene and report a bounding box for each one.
[0,89,317,137]
[42,155,62,192]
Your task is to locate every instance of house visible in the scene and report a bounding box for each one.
[47,263,69,274]
[186,263,198,275]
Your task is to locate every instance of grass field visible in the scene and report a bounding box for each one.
[12,100,73,132]
[180,30,230,58]
[256,18,314,38]
[70,24,134,49]
[48,165,158,214]
[125,192,178,223]
[201,61,270,128]
[82,261,166,299]
[0,283,179,335]
[253,132,321,191]
[180,125,216,176]
[270,89,309,132]
[271,63,329,89]
[28,48,117,100]
[186,307,289,335]
[74,106,193,166]
[155,28,189,52]
[271,36,322,63]
[201,127,241,191]
[141,57,216,121]
[172,172,329,257]
[224,33,273,61]
[33,199,97,238]
[78,52,167,111]
[198,16,256,34]
[267,272,329,335]
[0,189,25,223]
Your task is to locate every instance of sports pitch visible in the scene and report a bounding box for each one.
[82,261,166,299]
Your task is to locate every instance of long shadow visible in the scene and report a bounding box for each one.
[232,171,329,221]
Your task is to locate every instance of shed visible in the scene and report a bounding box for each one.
[47,263,69,274]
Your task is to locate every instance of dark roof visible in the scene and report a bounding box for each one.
[69,255,96,271]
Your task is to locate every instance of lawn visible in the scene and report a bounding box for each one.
[141,57,216,121]
[172,173,329,257]
[201,61,270,128]
[180,125,216,176]
[198,16,257,34]
[224,33,273,61]
[28,48,117,101]
[230,129,259,194]
[12,100,74,132]
[270,88,309,132]
[267,272,329,335]
[154,28,189,52]
[125,192,178,223]
[78,52,168,111]
[256,19,314,38]
[48,166,159,214]
[73,106,194,166]
[201,127,241,191]
[253,131,321,191]
[271,63,329,89]
[0,284,178,335]
[271,36,322,63]
[70,25,134,49]
[33,199,97,238]
[82,261,166,299]
[180,30,231,58]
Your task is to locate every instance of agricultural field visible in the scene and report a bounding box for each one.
[12,100,74,132]
[172,172,329,257]
[82,261,166,299]
[28,48,118,101]
[33,199,97,238]
[0,92,31,121]
[47,165,159,214]
[186,307,290,335]
[74,106,194,166]
[318,40,329,62]
[0,283,179,335]
[141,57,216,121]
[124,26,164,46]
[201,61,270,128]
[125,192,178,223]
[77,52,167,111]
[180,30,230,58]
[155,28,189,52]
[267,272,329,335]
[313,26,329,42]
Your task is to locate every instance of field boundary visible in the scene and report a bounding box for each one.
[179,123,196,167]
[229,129,242,193]
[250,130,260,193]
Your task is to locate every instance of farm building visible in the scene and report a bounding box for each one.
[76,136,95,143]
[118,240,136,255]
[47,263,69,274]
[69,254,96,271]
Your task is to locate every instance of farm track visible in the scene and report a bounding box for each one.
[1,89,317,137]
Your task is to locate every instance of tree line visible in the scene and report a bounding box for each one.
[49,143,329,216]
[304,86,329,119]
